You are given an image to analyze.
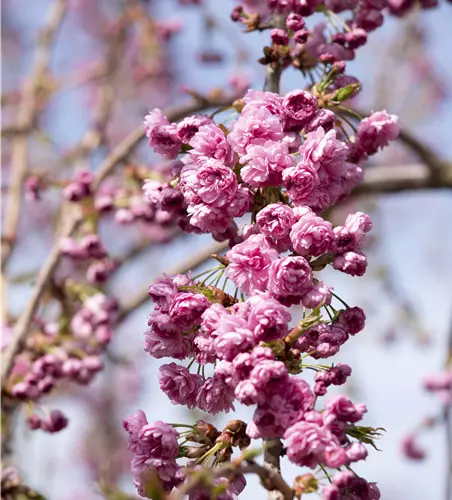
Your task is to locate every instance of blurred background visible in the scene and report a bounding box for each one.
[1,0,452,499]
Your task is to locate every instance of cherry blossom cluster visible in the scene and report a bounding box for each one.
[122,80,399,497]
[4,292,118,433]
[233,0,442,70]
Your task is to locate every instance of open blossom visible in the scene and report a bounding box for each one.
[290,214,334,257]
[227,107,283,155]
[247,294,291,342]
[337,306,366,334]
[138,421,179,459]
[144,324,191,360]
[282,161,319,204]
[301,127,348,176]
[213,315,255,361]
[284,420,342,468]
[180,160,238,207]
[196,375,235,414]
[159,363,203,408]
[226,234,278,295]
[247,377,315,439]
[355,110,400,156]
[169,292,210,329]
[255,203,295,240]
[333,250,368,276]
[144,111,182,159]
[188,123,235,166]
[176,115,212,143]
[323,395,367,426]
[268,256,313,299]
[132,456,182,494]
[282,89,318,129]
[242,89,283,116]
[186,203,231,233]
[240,140,293,187]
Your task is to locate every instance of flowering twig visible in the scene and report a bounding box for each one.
[1,93,238,383]
[117,240,229,323]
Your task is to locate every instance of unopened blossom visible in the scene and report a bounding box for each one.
[241,140,293,188]
[290,214,334,257]
[41,410,69,433]
[333,250,367,276]
[159,363,203,408]
[256,203,295,240]
[225,234,278,295]
[286,12,305,30]
[302,281,332,308]
[271,28,289,45]
[196,375,235,414]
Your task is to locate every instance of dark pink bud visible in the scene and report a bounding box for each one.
[63,182,90,202]
[41,410,68,433]
[293,29,309,44]
[271,29,289,45]
[286,13,305,31]
[82,356,103,373]
[80,234,107,259]
[346,28,367,49]
[37,376,54,395]
[26,414,42,430]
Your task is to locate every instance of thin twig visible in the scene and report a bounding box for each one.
[117,240,228,323]
[2,0,67,270]
[1,94,238,383]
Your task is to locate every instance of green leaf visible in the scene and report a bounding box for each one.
[332,83,361,103]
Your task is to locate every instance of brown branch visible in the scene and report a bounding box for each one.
[0,94,238,383]
[117,240,229,323]
[1,0,67,271]
[263,439,285,500]
[169,459,293,500]
[354,162,452,194]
